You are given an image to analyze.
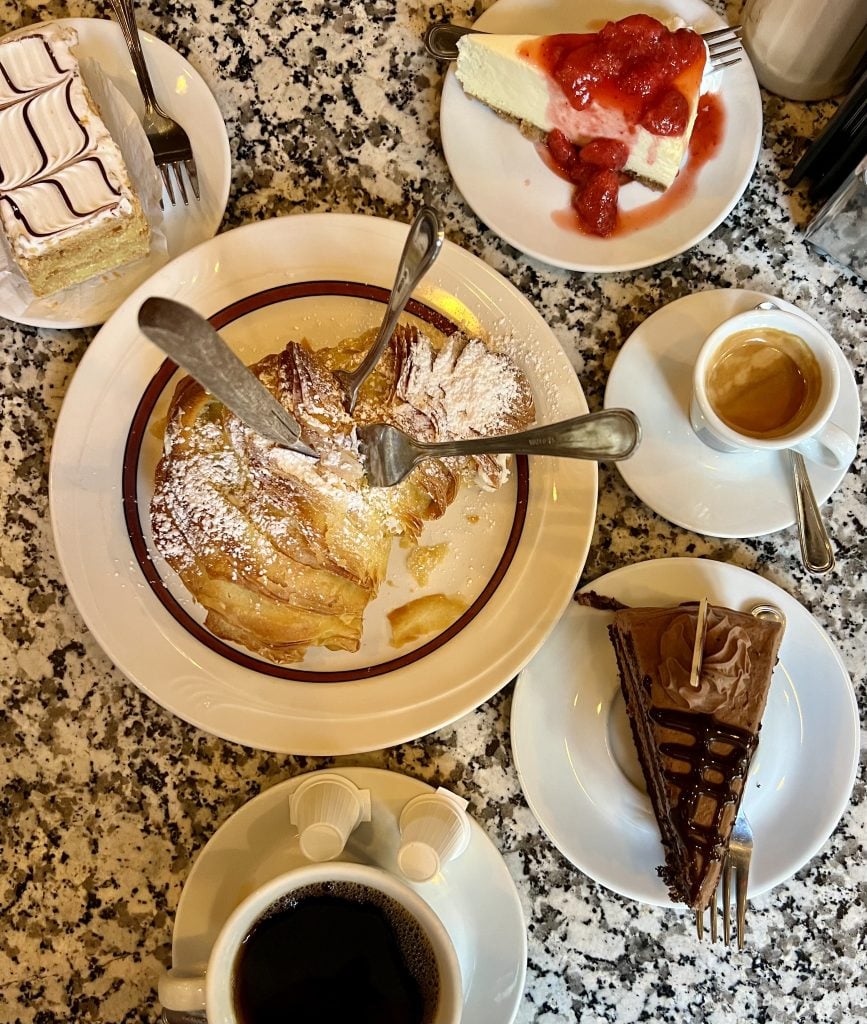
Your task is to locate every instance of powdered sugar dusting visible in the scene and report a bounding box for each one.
[149,327,535,663]
[398,334,522,437]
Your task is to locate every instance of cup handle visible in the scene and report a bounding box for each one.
[792,421,857,470]
[158,970,207,1015]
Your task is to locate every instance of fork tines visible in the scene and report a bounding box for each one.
[695,856,746,948]
[694,805,753,950]
[159,158,200,207]
[704,25,744,71]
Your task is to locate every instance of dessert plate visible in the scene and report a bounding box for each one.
[0,17,230,329]
[604,289,860,537]
[170,767,527,1024]
[49,213,597,754]
[511,557,860,906]
[439,0,762,272]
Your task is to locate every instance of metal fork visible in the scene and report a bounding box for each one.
[424,22,744,71]
[695,804,754,949]
[334,206,443,413]
[107,0,200,205]
[358,409,641,487]
[701,25,744,71]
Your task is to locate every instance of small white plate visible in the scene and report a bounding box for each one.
[604,289,860,538]
[511,557,860,906]
[49,213,597,754]
[0,18,230,329]
[439,0,762,272]
[170,767,527,1024]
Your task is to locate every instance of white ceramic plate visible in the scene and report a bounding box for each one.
[170,767,527,1024]
[0,17,230,329]
[511,557,860,906]
[439,0,762,271]
[49,213,597,754]
[604,289,860,537]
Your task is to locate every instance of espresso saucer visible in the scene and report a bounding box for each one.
[169,768,526,1024]
[604,289,860,537]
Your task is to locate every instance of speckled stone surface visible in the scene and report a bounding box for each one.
[1,1,865,1022]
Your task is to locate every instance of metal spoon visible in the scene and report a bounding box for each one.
[161,1011,206,1024]
[138,297,317,457]
[335,207,444,413]
[789,450,835,574]
[423,22,481,60]
[749,602,786,628]
[358,408,641,487]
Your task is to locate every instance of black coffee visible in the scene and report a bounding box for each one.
[232,881,440,1024]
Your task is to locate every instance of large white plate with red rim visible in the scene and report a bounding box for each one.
[511,557,860,906]
[0,17,230,329]
[439,0,762,272]
[48,212,597,754]
[170,767,527,1024]
[603,289,860,538]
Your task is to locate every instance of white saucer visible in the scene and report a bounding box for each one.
[0,18,230,329]
[511,557,860,906]
[604,289,860,537]
[171,767,527,1024]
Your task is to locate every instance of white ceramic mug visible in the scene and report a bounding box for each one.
[158,862,463,1024]
[689,306,856,469]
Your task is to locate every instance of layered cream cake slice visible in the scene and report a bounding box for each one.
[0,25,149,297]
[456,14,707,191]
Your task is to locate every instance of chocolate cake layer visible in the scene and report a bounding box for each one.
[608,602,783,910]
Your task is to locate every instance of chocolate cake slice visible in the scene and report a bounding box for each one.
[606,601,783,909]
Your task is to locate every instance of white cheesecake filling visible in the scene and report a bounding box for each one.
[456,32,703,189]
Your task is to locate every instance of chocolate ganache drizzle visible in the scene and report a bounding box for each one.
[649,707,755,865]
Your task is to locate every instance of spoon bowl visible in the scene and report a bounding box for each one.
[749,602,787,628]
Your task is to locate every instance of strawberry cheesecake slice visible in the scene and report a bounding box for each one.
[455,14,708,232]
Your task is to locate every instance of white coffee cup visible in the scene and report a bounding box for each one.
[689,306,856,469]
[158,862,463,1024]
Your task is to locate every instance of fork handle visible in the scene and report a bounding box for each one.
[413,409,641,462]
[342,207,444,411]
[106,0,163,114]
[423,22,483,60]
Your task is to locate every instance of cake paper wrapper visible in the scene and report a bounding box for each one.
[0,56,168,323]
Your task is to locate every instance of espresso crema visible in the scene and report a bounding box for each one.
[705,327,822,439]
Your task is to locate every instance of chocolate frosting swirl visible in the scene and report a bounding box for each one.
[658,609,752,711]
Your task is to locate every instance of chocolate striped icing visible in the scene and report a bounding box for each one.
[0,32,72,107]
[0,77,91,188]
[0,25,136,256]
[0,158,122,237]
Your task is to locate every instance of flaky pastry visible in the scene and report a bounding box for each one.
[150,325,534,664]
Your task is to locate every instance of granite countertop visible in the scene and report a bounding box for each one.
[1,0,865,1021]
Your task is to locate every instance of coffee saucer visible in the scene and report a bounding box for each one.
[603,289,860,537]
[170,768,526,1024]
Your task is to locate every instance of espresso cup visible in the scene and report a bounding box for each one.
[689,306,856,469]
[158,862,463,1024]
